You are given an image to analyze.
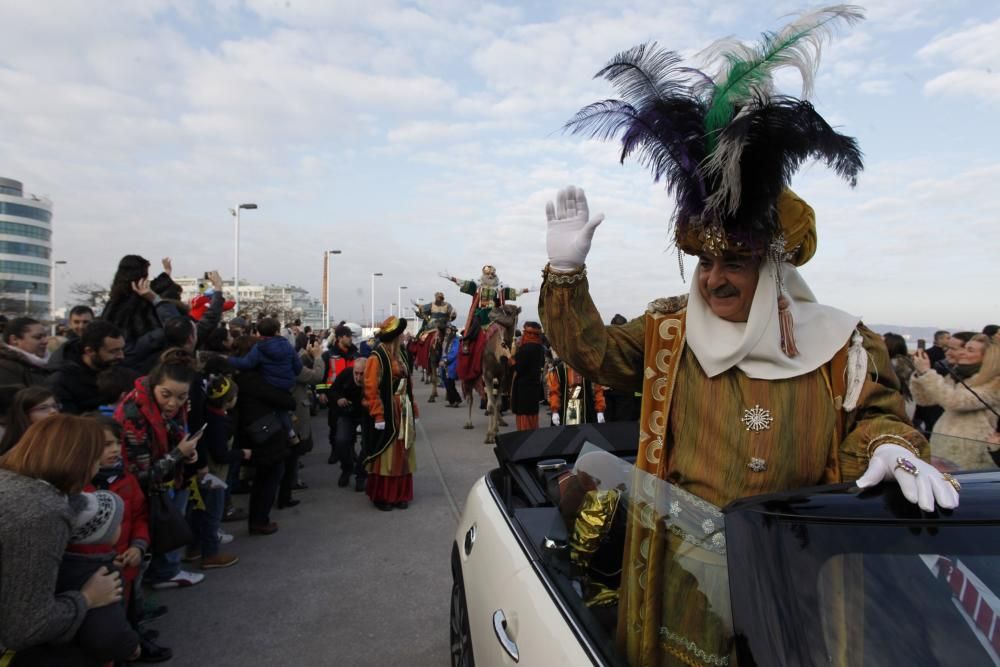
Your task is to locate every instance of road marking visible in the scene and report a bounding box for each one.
[417,420,461,522]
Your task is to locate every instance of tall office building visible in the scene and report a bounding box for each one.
[0,177,53,316]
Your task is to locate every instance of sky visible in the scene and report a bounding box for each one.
[1,0,997,330]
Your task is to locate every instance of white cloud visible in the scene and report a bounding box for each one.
[919,17,1000,103]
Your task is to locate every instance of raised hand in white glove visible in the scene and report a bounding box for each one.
[551,413,561,427]
[374,421,386,431]
[596,412,606,424]
[855,443,959,512]
[545,186,605,271]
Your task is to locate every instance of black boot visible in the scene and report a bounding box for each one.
[337,471,350,488]
[137,635,173,662]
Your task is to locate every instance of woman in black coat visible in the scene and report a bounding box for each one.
[510,322,546,431]
[233,337,296,535]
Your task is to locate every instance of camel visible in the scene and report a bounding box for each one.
[459,303,520,444]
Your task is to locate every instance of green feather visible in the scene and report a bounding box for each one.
[704,5,864,148]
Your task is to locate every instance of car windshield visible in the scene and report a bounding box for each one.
[526,438,1000,667]
[769,521,1000,666]
[532,441,732,666]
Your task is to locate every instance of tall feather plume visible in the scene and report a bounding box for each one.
[703,5,865,142]
[564,43,711,223]
[701,5,865,217]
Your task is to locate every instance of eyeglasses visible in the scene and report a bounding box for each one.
[30,401,61,414]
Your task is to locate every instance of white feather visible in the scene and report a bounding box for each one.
[842,329,867,412]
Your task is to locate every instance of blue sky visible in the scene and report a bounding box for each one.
[1,0,997,329]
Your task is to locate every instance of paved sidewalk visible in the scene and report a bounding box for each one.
[153,379,504,666]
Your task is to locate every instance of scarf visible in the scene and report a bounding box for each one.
[955,363,982,381]
[7,345,49,367]
[116,377,187,461]
[92,460,125,488]
[686,260,860,380]
[520,329,543,346]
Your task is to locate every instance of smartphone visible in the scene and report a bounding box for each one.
[917,339,926,351]
[190,422,208,438]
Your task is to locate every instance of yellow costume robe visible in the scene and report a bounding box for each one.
[540,277,927,667]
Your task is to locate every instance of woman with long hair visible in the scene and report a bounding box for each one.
[363,317,418,511]
[0,415,123,662]
[913,333,1000,469]
[100,255,162,347]
[114,348,204,588]
[0,387,60,454]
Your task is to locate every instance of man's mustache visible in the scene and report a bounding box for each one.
[710,285,739,298]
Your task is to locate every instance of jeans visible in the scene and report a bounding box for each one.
[248,461,285,526]
[191,484,225,557]
[334,414,366,478]
[147,487,190,582]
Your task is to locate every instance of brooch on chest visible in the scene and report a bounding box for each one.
[741,404,773,432]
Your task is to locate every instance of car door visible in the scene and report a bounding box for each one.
[458,477,595,666]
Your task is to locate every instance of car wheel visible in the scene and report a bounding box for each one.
[450,577,475,667]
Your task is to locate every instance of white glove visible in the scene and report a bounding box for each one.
[374,421,386,431]
[855,443,958,512]
[596,412,606,424]
[545,186,605,271]
[552,413,561,426]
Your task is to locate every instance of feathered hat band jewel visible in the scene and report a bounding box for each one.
[566,4,866,357]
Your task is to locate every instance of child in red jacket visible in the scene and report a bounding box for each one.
[73,414,172,662]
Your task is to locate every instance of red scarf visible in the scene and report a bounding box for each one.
[115,377,188,461]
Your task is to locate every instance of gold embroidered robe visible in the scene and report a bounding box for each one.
[539,277,927,667]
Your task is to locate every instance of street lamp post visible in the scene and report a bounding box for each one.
[230,203,258,314]
[324,249,342,328]
[371,272,383,329]
[398,286,407,319]
[50,260,67,333]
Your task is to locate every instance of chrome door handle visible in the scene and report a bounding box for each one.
[493,609,519,662]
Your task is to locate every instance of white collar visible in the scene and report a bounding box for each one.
[685,260,859,380]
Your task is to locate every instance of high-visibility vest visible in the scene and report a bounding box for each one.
[317,354,355,390]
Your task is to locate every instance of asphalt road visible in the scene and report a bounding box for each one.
[153,379,505,666]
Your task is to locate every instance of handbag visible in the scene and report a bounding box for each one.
[246,411,283,445]
[148,486,193,556]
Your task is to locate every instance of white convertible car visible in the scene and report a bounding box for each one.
[451,422,1000,666]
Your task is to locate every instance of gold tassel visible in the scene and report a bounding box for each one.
[778,295,799,357]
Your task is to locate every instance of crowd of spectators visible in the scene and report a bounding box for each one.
[882,326,1000,471]
[0,254,361,665]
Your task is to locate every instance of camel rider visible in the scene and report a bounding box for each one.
[447,265,529,330]
[539,16,960,666]
[548,359,605,426]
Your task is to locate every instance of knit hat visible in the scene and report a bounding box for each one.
[70,490,124,546]
[334,324,353,339]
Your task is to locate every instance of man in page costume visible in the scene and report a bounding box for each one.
[537,6,960,665]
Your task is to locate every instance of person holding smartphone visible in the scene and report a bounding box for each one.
[114,349,206,589]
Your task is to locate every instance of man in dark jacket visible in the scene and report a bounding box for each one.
[234,368,297,535]
[320,324,358,464]
[329,357,369,491]
[49,320,126,414]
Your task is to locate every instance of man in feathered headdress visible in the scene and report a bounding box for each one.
[538,6,959,665]
[445,265,529,332]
